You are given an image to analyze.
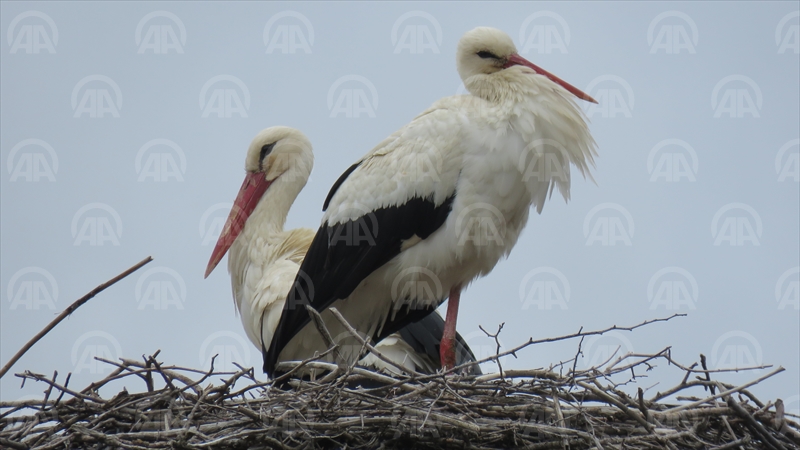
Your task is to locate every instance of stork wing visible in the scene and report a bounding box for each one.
[264,103,466,375]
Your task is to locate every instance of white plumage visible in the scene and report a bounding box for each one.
[265,27,597,375]
[206,127,481,376]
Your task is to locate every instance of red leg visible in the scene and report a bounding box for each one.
[440,285,461,371]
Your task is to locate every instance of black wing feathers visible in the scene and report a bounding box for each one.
[264,192,456,375]
[396,313,482,375]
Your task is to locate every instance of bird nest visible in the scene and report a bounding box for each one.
[2,315,799,450]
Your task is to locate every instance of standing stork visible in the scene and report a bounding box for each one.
[263,27,597,376]
[204,127,481,376]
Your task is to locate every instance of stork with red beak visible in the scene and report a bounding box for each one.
[264,27,597,376]
[205,127,482,376]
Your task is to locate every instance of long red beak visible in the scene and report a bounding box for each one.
[204,172,272,278]
[505,54,597,104]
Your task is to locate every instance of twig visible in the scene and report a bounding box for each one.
[0,256,153,379]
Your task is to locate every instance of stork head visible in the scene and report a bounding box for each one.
[456,27,596,103]
[204,127,313,278]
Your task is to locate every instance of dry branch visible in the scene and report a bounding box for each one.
[2,313,798,449]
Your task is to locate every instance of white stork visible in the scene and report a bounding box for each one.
[263,27,597,376]
[204,127,481,376]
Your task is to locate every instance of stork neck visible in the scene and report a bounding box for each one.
[241,174,305,242]
[464,69,536,105]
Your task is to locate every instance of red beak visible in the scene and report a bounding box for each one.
[505,54,598,104]
[204,172,272,278]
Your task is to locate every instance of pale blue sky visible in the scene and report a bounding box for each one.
[2,2,798,410]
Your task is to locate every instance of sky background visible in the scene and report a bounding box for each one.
[2,1,798,413]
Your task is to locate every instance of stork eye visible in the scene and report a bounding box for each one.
[476,50,498,59]
[260,143,276,162]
